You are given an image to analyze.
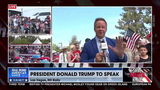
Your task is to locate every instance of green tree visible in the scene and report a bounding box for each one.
[15,36,38,44]
[52,44,61,52]
[9,36,15,43]
[40,38,51,44]
[10,36,51,44]
[66,46,70,51]
[115,7,152,37]
[25,36,38,43]
[69,35,81,46]
[11,38,29,44]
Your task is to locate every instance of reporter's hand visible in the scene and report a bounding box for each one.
[95,52,106,62]
[108,36,125,58]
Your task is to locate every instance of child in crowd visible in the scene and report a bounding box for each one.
[138,45,151,62]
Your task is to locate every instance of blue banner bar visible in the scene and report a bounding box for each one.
[8,67,123,83]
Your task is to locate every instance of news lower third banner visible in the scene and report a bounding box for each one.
[8,68,122,83]
[8,67,152,83]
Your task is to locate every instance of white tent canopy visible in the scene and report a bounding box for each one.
[32,38,42,44]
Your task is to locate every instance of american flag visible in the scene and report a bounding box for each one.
[125,28,141,52]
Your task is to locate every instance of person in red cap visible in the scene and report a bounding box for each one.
[53,52,60,63]
[52,50,57,62]
[145,32,151,57]
[24,25,30,34]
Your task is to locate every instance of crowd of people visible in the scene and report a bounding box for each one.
[8,16,151,63]
[52,43,82,63]
[52,32,151,63]
[79,18,152,63]
[9,45,51,63]
[9,14,51,34]
[124,32,151,63]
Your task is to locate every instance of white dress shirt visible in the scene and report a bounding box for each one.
[59,52,68,63]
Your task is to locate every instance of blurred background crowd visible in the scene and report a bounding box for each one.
[9,14,51,34]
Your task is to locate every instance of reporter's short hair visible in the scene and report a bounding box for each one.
[94,18,107,28]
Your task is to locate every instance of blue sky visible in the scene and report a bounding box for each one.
[52,7,125,47]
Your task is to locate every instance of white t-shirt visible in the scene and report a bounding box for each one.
[36,23,40,29]
[35,50,40,54]
[13,18,18,26]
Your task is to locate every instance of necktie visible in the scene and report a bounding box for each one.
[63,53,65,62]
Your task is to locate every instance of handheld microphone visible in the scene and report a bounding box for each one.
[100,39,108,62]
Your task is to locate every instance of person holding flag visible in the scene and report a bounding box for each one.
[125,28,141,52]
[125,28,141,62]
[125,28,152,62]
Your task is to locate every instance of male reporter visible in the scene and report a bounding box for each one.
[80,18,127,62]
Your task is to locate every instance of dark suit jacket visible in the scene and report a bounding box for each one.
[80,37,127,62]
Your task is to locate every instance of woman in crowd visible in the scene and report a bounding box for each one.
[40,21,45,33]
[67,45,80,63]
